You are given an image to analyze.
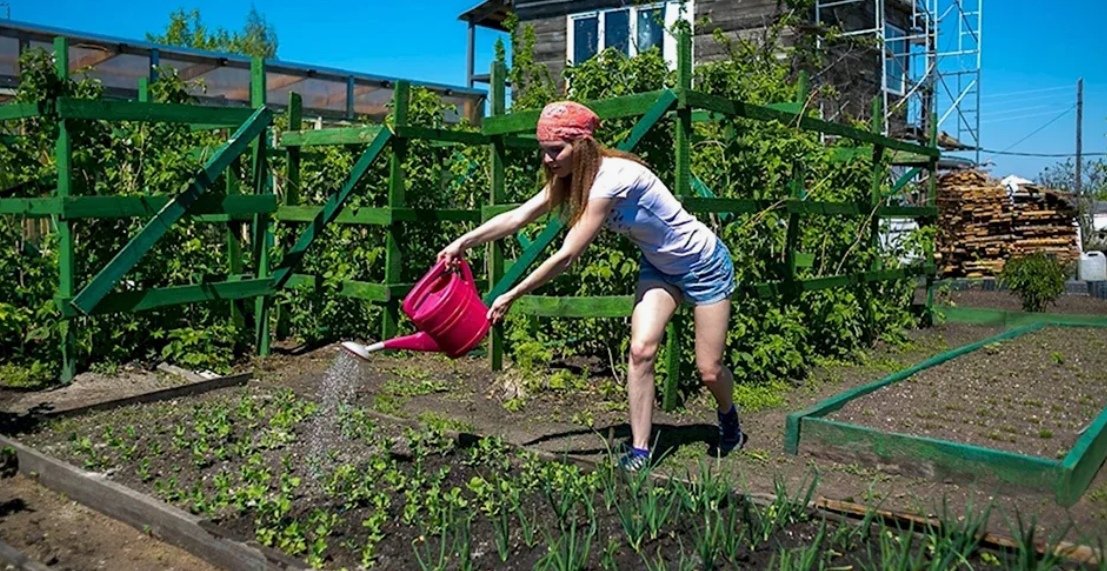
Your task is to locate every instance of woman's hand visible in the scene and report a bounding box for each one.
[437,239,467,266]
[487,290,518,324]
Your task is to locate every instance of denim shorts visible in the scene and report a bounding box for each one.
[639,238,736,306]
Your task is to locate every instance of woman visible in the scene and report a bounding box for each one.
[439,101,746,470]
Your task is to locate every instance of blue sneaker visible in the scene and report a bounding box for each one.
[617,446,650,472]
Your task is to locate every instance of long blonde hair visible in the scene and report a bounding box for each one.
[544,138,647,227]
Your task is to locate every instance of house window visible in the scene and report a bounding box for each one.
[567,2,691,69]
[884,23,908,95]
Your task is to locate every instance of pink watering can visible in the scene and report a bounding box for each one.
[340,257,491,360]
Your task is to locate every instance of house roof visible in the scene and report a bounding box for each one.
[458,0,513,32]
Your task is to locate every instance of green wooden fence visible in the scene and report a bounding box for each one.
[477,31,940,410]
[2,31,939,412]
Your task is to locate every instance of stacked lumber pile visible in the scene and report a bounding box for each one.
[935,169,1079,277]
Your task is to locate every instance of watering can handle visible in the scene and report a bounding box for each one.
[457,257,476,285]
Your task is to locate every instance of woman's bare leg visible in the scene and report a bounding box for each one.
[626,280,680,450]
[693,297,735,413]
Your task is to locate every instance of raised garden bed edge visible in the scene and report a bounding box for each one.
[784,321,1107,507]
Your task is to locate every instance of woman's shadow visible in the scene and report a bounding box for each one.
[520,421,733,465]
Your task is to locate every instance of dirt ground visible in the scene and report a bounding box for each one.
[830,325,1107,459]
[252,322,1107,548]
[0,471,218,571]
[3,311,1107,567]
[943,288,1107,315]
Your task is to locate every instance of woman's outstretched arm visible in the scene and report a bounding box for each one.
[439,185,554,263]
[487,197,613,322]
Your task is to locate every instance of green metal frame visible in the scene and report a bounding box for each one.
[784,322,1107,507]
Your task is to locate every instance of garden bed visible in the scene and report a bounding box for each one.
[7,352,1097,570]
[829,325,1107,459]
[787,323,1107,507]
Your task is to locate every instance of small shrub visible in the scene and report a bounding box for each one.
[998,253,1068,312]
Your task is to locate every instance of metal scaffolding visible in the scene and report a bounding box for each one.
[815,0,982,163]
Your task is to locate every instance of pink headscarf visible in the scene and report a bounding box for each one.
[536,101,601,142]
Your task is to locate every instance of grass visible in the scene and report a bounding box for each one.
[732,380,790,413]
[0,362,56,390]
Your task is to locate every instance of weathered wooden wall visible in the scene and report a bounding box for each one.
[512,0,920,132]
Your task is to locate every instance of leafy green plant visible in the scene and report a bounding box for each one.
[998,253,1069,312]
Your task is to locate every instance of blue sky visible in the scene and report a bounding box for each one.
[7,0,1104,181]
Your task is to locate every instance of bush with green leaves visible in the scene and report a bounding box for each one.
[998,253,1069,313]
[2,11,929,401]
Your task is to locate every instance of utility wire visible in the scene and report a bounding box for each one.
[970,149,1107,158]
[982,105,1075,163]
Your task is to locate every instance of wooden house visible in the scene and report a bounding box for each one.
[459,0,926,137]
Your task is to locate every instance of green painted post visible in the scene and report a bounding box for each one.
[865,97,885,343]
[250,57,272,356]
[663,27,694,412]
[138,77,150,103]
[227,156,245,330]
[489,62,507,371]
[55,37,77,384]
[783,77,811,299]
[383,81,410,341]
[925,112,939,321]
[276,92,302,339]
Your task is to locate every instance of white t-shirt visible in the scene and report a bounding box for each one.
[588,156,716,275]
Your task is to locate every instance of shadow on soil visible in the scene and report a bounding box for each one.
[519,422,733,465]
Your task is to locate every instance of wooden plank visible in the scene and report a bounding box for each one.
[878,205,936,218]
[69,107,272,316]
[279,126,384,147]
[55,37,76,385]
[801,417,1061,494]
[276,92,303,339]
[275,205,391,225]
[665,34,694,413]
[0,198,61,216]
[58,195,277,218]
[502,135,541,149]
[58,278,273,318]
[488,61,507,372]
[624,90,677,152]
[514,295,633,317]
[40,372,253,419]
[250,56,273,358]
[390,208,481,223]
[1059,399,1107,506]
[55,98,255,126]
[0,435,309,571]
[784,323,1046,454]
[383,81,410,341]
[394,125,488,145]
[269,129,393,292]
[680,90,939,157]
[339,280,392,302]
[0,102,41,121]
[482,203,517,220]
[482,90,669,135]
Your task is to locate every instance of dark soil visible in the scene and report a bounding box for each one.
[829,326,1107,459]
[0,471,218,571]
[944,289,1107,315]
[4,375,1079,571]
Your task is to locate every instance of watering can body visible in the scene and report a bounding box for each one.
[342,258,491,360]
